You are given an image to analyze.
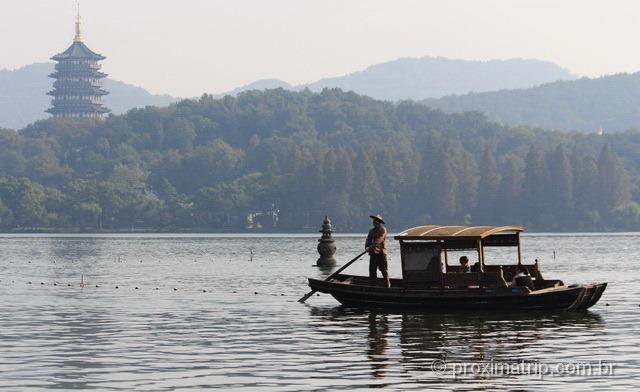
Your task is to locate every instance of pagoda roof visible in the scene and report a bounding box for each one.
[49,71,107,79]
[52,41,106,61]
[46,105,111,114]
[48,88,109,96]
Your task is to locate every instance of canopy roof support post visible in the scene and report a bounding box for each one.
[477,239,484,272]
[439,241,445,291]
[477,239,484,290]
[517,232,522,265]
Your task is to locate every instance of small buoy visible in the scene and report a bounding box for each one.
[115,286,119,289]
[40,282,44,285]
[67,284,71,287]
[173,288,177,291]
[135,287,139,290]
[28,281,32,284]
[53,283,57,286]
[254,291,258,295]
[606,303,610,306]
[202,289,207,292]
[316,293,320,296]
[95,285,99,288]
[233,291,237,293]
[281,294,285,296]
[155,287,159,290]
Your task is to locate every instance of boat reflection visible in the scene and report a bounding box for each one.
[310,306,604,384]
[398,310,604,385]
[367,312,390,386]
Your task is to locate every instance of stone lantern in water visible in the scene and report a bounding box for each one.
[317,216,337,266]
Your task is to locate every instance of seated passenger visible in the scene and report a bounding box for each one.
[512,265,535,290]
[459,256,471,273]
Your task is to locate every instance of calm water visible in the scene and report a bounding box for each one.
[0,234,638,390]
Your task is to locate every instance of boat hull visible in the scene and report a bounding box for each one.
[308,276,607,312]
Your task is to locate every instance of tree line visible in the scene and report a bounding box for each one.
[0,88,638,232]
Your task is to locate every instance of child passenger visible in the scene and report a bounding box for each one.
[459,256,471,273]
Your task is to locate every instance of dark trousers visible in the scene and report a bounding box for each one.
[369,254,389,284]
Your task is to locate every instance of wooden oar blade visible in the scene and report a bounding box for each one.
[297,290,316,303]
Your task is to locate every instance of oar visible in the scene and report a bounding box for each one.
[298,249,368,303]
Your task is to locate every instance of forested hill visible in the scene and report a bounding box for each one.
[423,72,640,133]
[0,88,639,233]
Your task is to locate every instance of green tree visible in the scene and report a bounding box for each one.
[430,144,458,222]
[475,146,501,224]
[548,145,574,227]
[352,150,383,223]
[15,180,47,228]
[597,143,631,215]
[496,157,522,225]
[521,145,549,228]
[164,117,196,151]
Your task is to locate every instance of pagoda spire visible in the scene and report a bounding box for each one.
[74,1,83,42]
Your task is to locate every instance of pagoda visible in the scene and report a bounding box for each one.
[47,8,110,118]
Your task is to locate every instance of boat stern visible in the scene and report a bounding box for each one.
[566,282,607,311]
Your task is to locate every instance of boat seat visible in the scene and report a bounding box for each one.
[481,271,508,288]
[483,265,503,273]
[443,271,508,288]
[443,273,478,288]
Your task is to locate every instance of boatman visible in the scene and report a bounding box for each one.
[365,214,391,288]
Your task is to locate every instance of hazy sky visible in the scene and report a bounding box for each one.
[2,0,640,97]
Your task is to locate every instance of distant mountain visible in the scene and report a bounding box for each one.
[2,57,578,130]
[0,63,179,130]
[220,57,576,101]
[422,72,640,133]
[226,79,294,96]
[304,57,576,100]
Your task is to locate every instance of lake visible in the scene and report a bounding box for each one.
[0,233,637,390]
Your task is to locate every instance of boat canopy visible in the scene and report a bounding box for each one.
[395,224,526,282]
[394,225,524,241]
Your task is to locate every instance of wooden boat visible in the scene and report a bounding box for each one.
[307,225,607,312]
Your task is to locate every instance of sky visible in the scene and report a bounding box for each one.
[2,0,640,97]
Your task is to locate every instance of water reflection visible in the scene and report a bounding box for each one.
[316,264,337,277]
[46,238,104,261]
[397,311,604,374]
[367,312,390,386]
[310,305,606,387]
